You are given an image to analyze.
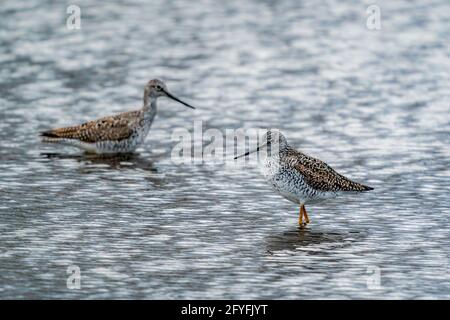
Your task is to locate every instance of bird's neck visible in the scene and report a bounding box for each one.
[142,97,157,120]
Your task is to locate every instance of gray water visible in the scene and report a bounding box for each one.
[1,0,450,299]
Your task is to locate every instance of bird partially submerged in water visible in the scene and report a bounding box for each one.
[41,79,195,154]
[235,130,373,226]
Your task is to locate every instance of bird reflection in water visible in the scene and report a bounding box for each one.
[40,152,159,172]
[266,227,366,254]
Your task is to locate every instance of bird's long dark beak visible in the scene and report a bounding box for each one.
[234,144,265,159]
[163,89,196,109]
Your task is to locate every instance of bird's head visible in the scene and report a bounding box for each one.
[144,79,195,109]
[261,130,288,150]
[234,129,288,159]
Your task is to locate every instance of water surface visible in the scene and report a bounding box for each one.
[0,0,449,299]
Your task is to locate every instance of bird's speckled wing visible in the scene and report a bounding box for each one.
[284,149,372,192]
[41,111,141,143]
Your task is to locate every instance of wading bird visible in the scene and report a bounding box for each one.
[41,79,195,154]
[235,130,373,226]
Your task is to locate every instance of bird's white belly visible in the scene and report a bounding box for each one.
[94,137,140,153]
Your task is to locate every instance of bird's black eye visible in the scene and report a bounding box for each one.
[156,85,162,90]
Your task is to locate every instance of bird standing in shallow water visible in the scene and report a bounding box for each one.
[235,130,373,226]
[41,79,195,154]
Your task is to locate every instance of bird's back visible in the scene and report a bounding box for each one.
[41,110,143,143]
[281,147,373,192]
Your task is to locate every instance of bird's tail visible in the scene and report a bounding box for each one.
[351,182,373,192]
[40,130,60,143]
[360,184,374,191]
[40,130,60,138]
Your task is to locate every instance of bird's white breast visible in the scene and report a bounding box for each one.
[260,155,301,204]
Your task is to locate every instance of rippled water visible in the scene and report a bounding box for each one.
[1,0,450,299]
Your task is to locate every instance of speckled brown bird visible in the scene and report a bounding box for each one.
[235,130,373,226]
[40,79,195,154]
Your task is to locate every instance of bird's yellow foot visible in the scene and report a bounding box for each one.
[298,207,303,226]
[303,205,310,224]
[299,204,310,226]
[298,205,308,227]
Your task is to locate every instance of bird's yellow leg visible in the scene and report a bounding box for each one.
[303,205,310,224]
[298,206,303,226]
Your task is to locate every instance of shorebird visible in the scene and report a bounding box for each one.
[40,79,195,154]
[235,130,373,226]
